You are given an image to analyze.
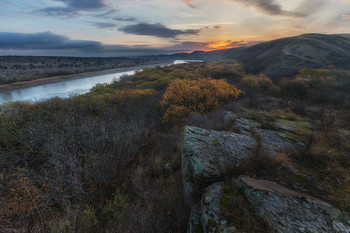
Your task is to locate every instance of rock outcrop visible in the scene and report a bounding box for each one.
[182,126,256,205]
[182,115,350,233]
[182,118,312,205]
[236,176,350,233]
[188,177,350,233]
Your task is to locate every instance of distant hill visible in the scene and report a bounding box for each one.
[152,33,350,78]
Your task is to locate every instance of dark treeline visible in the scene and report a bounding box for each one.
[0,56,164,84]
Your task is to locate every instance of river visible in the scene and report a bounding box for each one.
[0,60,196,104]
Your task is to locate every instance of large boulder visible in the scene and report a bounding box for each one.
[236,176,350,233]
[182,126,257,205]
[183,116,347,233]
[188,177,350,233]
[182,118,312,205]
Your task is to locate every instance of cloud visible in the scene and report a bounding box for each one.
[119,23,201,38]
[0,31,261,57]
[59,0,107,9]
[0,31,101,50]
[182,0,198,9]
[93,22,117,29]
[167,40,261,52]
[0,31,159,56]
[295,0,327,16]
[213,25,222,30]
[293,25,307,30]
[36,0,110,16]
[232,0,304,18]
[95,9,119,18]
[113,16,137,22]
[166,41,211,51]
[0,31,200,56]
[226,40,261,47]
[341,11,350,20]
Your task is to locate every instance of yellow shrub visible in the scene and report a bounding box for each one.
[162,78,242,124]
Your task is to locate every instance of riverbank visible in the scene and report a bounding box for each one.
[0,61,173,93]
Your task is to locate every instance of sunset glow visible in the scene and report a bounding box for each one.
[0,0,349,56]
[207,41,240,50]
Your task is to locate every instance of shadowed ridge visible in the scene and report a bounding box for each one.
[152,33,350,78]
[216,33,350,78]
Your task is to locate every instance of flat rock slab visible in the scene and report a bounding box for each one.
[236,176,350,233]
[235,118,312,153]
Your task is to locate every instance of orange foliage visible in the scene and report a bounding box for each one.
[240,74,272,90]
[162,78,242,123]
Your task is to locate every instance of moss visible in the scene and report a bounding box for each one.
[211,139,220,147]
[247,119,260,128]
[278,119,312,134]
[275,119,312,143]
[276,130,299,143]
[225,151,233,156]
[220,183,241,211]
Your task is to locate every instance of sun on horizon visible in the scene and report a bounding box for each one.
[0,0,350,57]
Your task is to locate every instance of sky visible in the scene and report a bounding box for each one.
[0,0,350,57]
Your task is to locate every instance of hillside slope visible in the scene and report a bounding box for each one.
[154,33,350,78]
[218,33,350,78]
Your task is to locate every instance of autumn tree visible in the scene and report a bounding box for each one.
[279,68,337,99]
[240,74,273,92]
[161,78,242,124]
[297,67,336,88]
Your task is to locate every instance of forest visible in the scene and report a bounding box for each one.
[0,56,163,85]
[0,60,349,232]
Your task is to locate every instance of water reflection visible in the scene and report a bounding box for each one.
[0,60,200,104]
[0,70,136,104]
[0,69,139,103]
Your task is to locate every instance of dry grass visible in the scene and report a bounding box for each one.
[271,152,292,169]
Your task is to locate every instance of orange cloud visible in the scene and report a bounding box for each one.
[207,41,234,50]
[204,40,261,51]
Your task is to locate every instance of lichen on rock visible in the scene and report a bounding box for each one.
[182,126,256,205]
[235,176,350,233]
[182,115,348,233]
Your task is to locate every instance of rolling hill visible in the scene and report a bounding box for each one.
[154,33,350,78]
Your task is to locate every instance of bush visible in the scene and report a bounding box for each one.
[240,74,273,93]
[161,78,242,124]
[102,189,127,227]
